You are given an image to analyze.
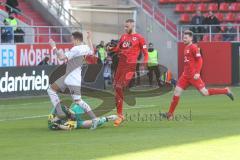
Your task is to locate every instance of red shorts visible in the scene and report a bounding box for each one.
[177,74,205,90]
[114,63,136,88]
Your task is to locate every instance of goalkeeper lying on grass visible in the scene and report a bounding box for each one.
[48,103,117,130]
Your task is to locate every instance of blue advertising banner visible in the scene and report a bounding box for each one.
[0,45,16,67]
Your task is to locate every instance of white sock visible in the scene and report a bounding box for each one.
[47,87,60,107]
[76,100,96,119]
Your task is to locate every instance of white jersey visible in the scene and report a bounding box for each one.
[64,45,93,86]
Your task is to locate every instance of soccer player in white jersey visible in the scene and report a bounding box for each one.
[47,31,99,130]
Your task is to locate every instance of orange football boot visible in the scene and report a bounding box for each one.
[114,115,125,127]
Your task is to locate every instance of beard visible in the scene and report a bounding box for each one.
[125,29,133,34]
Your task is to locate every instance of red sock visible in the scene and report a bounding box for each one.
[168,96,180,114]
[208,88,228,95]
[115,87,124,116]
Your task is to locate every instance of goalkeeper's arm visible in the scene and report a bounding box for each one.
[53,121,77,131]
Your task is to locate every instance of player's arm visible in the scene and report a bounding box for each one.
[139,36,148,66]
[49,39,67,61]
[107,43,119,53]
[86,31,94,56]
[107,36,123,53]
[55,120,77,131]
[193,47,203,80]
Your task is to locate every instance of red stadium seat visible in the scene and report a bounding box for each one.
[208,3,218,12]
[185,4,196,13]
[179,0,189,3]
[159,0,168,4]
[168,0,178,3]
[236,13,240,22]
[201,0,211,2]
[219,3,229,12]
[0,5,5,11]
[203,12,209,17]
[202,34,210,42]
[180,14,190,23]
[198,3,207,12]
[192,0,201,3]
[225,13,235,22]
[175,4,185,13]
[230,3,240,12]
[215,13,224,22]
[212,34,223,42]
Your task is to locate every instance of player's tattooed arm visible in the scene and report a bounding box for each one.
[139,36,148,67]
[49,39,67,61]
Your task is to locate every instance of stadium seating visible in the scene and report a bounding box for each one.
[215,12,224,22]
[198,3,208,12]
[219,3,229,12]
[175,4,185,13]
[0,0,61,43]
[185,4,196,13]
[202,34,210,41]
[0,5,5,11]
[208,3,218,12]
[159,0,240,24]
[212,34,223,41]
[236,13,240,22]
[225,13,235,22]
[230,3,240,12]
[180,14,190,23]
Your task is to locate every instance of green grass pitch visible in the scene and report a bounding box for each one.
[0,87,240,160]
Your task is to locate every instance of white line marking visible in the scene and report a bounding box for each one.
[0,105,160,122]
[0,101,50,107]
[0,115,48,122]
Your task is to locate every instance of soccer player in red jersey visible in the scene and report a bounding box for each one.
[166,30,234,120]
[108,19,148,126]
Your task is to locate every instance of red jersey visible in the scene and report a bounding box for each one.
[183,43,202,78]
[113,33,148,64]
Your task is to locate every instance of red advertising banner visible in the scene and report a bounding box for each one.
[178,42,232,85]
[16,44,73,66]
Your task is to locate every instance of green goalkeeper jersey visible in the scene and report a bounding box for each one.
[69,103,85,121]
[49,103,85,130]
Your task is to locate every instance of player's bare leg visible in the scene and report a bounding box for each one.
[114,85,125,127]
[199,87,234,100]
[165,86,234,120]
[165,86,184,120]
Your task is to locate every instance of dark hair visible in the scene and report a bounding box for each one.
[125,19,135,23]
[72,31,83,41]
[184,30,193,37]
[44,57,50,61]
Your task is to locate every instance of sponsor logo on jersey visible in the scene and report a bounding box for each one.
[121,41,132,49]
